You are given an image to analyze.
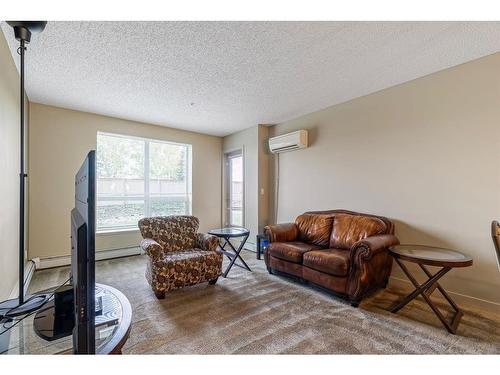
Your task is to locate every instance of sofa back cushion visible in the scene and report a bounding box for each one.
[295,213,334,247]
[329,213,387,249]
[138,215,199,252]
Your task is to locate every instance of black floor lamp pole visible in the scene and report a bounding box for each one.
[0,21,49,319]
[19,36,26,305]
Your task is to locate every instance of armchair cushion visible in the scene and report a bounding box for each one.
[329,214,387,249]
[267,241,322,263]
[303,248,351,277]
[148,249,222,291]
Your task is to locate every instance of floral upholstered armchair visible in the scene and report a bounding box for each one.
[138,215,223,299]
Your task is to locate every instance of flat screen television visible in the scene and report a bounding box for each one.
[70,150,96,354]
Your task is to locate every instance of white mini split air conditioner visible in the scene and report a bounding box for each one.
[268,130,308,153]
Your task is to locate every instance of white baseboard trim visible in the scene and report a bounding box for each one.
[244,242,256,251]
[388,275,500,315]
[36,246,142,270]
[8,260,36,299]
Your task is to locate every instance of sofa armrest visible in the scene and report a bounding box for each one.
[196,233,220,252]
[350,234,400,259]
[347,234,400,302]
[264,223,299,243]
[141,238,164,261]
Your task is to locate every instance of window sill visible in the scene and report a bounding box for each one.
[97,228,140,236]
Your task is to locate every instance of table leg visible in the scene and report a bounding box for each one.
[221,234,251,277]
[226,235,251,271]
[390,258,463,334]
[419,264,460,311]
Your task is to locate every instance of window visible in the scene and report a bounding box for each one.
[96,132,192,232]
[224,149,244,227]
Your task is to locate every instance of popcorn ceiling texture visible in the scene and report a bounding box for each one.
[2,21,500,136]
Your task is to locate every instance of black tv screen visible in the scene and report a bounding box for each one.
[71,150,96,354]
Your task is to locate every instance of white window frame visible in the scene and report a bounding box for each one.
[96,131,192,233]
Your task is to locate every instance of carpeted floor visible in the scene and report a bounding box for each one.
[30,251,500,354]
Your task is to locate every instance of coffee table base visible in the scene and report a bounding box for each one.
[391,258,463,334]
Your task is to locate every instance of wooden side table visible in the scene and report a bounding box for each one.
[388,244,473,334]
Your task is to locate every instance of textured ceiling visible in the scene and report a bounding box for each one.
[2,21,500,136]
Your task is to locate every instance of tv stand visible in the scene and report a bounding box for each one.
[33,299,74,341]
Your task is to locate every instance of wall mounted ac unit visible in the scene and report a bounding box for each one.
[268,130,308,153]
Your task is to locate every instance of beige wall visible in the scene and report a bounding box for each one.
[0,31,21,299]
[269,53,500,305]
[28,103,222,259]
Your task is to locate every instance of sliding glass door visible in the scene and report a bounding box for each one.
[224,149,244,227]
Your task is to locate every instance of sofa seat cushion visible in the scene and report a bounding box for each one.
[330,213,387,249]
[267,241,321,263]
[303,248,351,277]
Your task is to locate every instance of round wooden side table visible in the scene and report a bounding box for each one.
[388,244,473,334]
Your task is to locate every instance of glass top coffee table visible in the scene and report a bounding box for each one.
[1,283,132,354]
[208,227,251,277]
[389,244,473,334]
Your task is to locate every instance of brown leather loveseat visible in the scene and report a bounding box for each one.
[264,210,399,306]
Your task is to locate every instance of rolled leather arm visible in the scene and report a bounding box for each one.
[350,234,400,260]
[196,233,220,252]
[264,223,298,243]
[140,238,164,261]
[347,234,400,302]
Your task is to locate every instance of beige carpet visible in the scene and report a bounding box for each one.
[30,251,500,354]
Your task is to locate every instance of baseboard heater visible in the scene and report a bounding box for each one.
[34,246,142,270]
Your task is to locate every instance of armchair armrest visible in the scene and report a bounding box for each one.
[264,223,299,243]
[140,238,164,261]
[196,233,220,252]
[350,234,400,259]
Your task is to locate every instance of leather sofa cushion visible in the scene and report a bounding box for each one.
[267,241,321,263]
[295,214,334,247]
[330,214,387,249]
[303,249,351,277]
[268,255,303,278]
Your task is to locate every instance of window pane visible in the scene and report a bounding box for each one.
[149,142,186,181]
[97,134,144,179]
[96,134,145,231]
[96,133,192,232]
[150,196,190,217]
[229,155,243,226]
[149,141,191,216]
[97,199,145,229]
[230,209,243,227]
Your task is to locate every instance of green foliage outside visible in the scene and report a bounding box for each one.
[97,197,189,230]
[97,134,187,181]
